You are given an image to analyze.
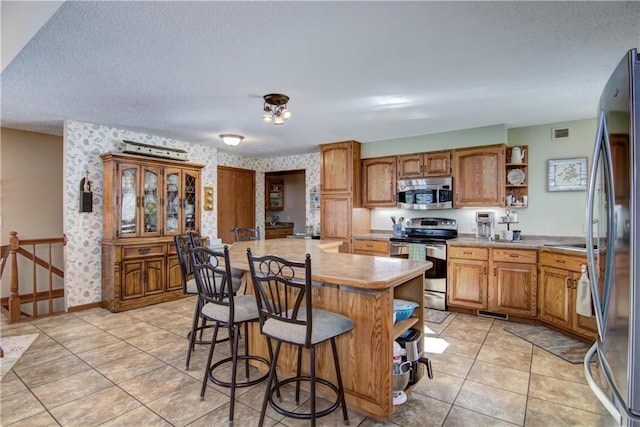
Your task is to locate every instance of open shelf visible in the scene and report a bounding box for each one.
[393,317,420,340]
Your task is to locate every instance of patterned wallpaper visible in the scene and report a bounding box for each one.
[63,120,321,308]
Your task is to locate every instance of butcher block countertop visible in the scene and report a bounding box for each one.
[227,238,432,290]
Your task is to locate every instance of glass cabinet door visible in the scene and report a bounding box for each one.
[142,167,161,236]
[183,171,198,232]
[165,169,181,234]
[119,166,138,237]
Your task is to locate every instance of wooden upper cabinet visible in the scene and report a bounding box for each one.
[453,144,505,207]
[320,141,362,204]
[362,156,397,207]
[424,150,452,176]
[397,150,452,179]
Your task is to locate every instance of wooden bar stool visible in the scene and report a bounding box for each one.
[246,249,354,427]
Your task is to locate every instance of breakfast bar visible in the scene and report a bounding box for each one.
[226,239,432,420]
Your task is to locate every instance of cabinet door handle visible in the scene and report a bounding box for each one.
[138,248,151,254]
[494,268,497,277]
[365,244,374,248]
[509,254,520,258]
[566,277,571,289]
[463,251,473,255]
[483,266,487,276]
[556,259,566,264]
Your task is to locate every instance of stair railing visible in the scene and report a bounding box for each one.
[1,231,66,323]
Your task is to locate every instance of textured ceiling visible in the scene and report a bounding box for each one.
[1,1,639,157]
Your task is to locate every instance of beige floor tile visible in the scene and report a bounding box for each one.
[105,322,164,341]
[0,389,45,425]
[528,373,609,415]
[444,405,519,426]
[236,380,308,422]
[75,340,142,367]
[3,410,60,426]
[448,313,494,331]
[0,321,41,337]
[146,311,192,329]
[145,337,191,365]
[489,319,517,336]
[388,392,451,427]
[455,380,527,425]
[13,341,72,370]
[412,370,464,403]
[466,360,530,395]
[440,323,489,344]
[0,371,29,397]
[531,353,587,385]
[187,401,279,426]
[146,381,228,425]
[13,353,91,388]
[423,321,450,335]
[119,364,196,404]
[436,335,482,359]
[525,396,618,427]
[532,345,557,360]
[30,314,87,333]
[476,344,532,372]
[428,352,475,379]
[484,331,533,354]
[126,329,181,351]
[49,385,141,426]
[95,351,165,383]
[282,394,367,427]
[80,313,137,331]
[30,369,113,408]
[57,330,122,353]
[44,322,102,341]
[99,406,172,426]
[358,418,403,427]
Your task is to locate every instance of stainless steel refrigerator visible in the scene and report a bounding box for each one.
[585,48,640,426]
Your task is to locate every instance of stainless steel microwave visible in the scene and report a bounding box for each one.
[397,177,453,210]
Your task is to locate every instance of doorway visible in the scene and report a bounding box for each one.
[265,170,305,234]
[217,166,255,244]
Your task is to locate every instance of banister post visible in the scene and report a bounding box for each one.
[9,231,21,322]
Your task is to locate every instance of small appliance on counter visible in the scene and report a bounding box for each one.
[475,211,495,240]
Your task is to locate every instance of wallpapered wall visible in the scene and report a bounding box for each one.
[64,120,320,309]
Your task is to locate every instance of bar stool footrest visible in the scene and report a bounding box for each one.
[268,376,341,420]
[208,355,270,388]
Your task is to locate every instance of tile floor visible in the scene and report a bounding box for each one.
[1,297,617,426]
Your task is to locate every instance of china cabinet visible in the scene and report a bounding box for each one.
[265,176,284,211]
[101,152,203,312]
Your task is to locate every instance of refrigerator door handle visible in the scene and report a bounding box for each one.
[584,343,623,424]
[585,343,640,423]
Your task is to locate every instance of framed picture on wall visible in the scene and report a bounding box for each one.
[547,157,588,191]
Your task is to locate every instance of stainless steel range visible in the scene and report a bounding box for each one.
[389,217,458,310]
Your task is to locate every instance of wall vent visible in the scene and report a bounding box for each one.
[552,127,571,140]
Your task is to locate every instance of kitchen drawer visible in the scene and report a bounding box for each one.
[448,246,488,261]
[492,248,536,264]
[353,239,389,254]
[123,244,165,259]
[539,252,585,272]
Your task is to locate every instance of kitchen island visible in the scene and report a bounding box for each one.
[226,238,432,419]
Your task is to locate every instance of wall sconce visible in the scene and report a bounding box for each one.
[204,186,214,211]
[79,171,93,213]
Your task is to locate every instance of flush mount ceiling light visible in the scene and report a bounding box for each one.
[219,134,244,146]
[262,93,292,125]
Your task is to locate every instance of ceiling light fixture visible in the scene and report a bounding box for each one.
[262,93,292,125]
[219,134,244,146]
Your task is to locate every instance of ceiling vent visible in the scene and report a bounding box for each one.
[552,127,571,140]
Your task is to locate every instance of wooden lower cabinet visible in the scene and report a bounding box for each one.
[448,245,537,318]
[102,240,185,312]
[538,252,596,340]
[447,246,489,309]
[265,226,294,239]
[353,239,389,256]
[488,248,537,317]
